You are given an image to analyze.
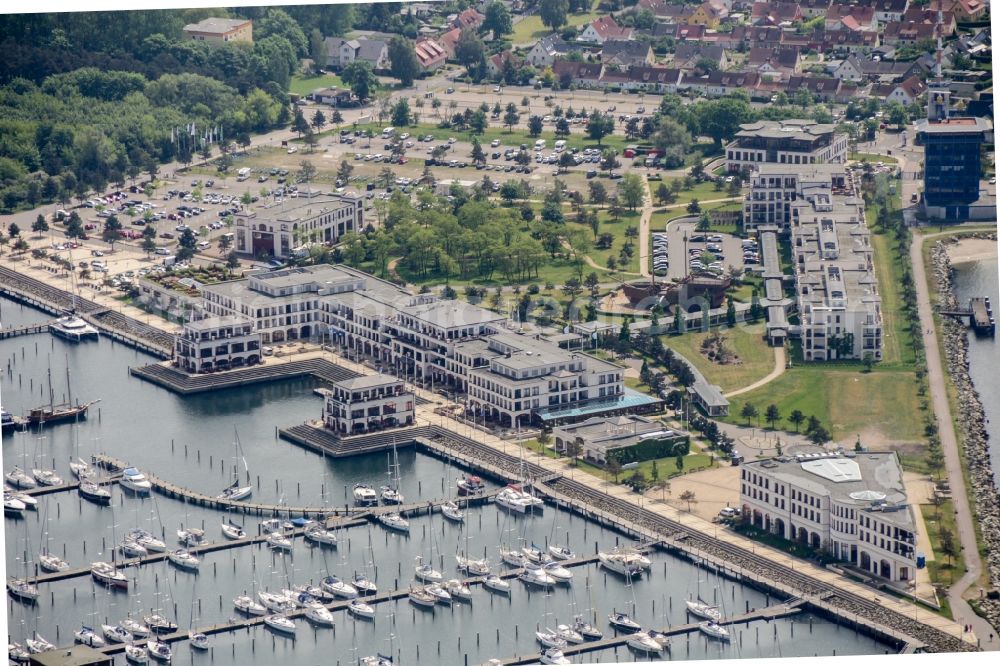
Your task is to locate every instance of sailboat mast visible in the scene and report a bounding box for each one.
[66,357,73,407]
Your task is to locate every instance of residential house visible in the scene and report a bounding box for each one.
[312,87,353,107]
[750,2,802,25]
[438,27,463,59]
[942,0,988,21]
[856,0,910,22]
[833,54,923,82]
[183,17,253,45]
[882,20,937,44]
[871,74,927,106]
[729,25,786,49]
[553,60,605,87]
[784,75,856,103]
[527,34,573,67]
[798,0,833,19]
[672,42,727,71]
[579,15,634,44]
[453,7,486,30]
[673,23,708,41]
[688,1,727,27]
[810,27,880,53]
[601,40,655,68]
[624,66,685,93]
[825,5,878,31]
[325,37,390,71]
[487,51,523,79]
[901,7,957,35]
[748,46,802,79]
[637,0,693,20]
[414,38,448,72]
[685,70,762,97]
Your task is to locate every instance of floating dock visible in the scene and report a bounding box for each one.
[938,296,995,336]
[0,320,53,340]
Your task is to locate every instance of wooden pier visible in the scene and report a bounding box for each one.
[938,296,995,336]
[129,358,362,395]
[0,321,53,340]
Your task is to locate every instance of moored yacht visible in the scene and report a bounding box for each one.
[305,606,335,626]
[440,500,464,522]
[127,529,165,552]
[456,475,485,496]
[6,577,39,603]
[320,575,358,599]
[548,545,575,560]
[120,468,151,494]
[146,639,172,662]
[443,578,473,601]
[233,595,266,616]
[176,527,205,547]
[698,621,731,641]
[535,628,567,650]
[539,648,570,665]
[25,635,54,654]
[220,519,246,540]
[597,549,644,577]
[379,485,403,505]
[352,483,378,507]
[5,467,36,490]
[518,563,556,588]
[304,522,337,546]
[353,572,377,595]
[482,573,510,594]
[554,624,583,644]
[39,553,70,573]
[572,615,603,641]
[73,626,105,648]
[49,315,98,341]
[124,643,148,664]
[4,492,26,516]
[216,480,252,502]
[378,512,409,533]
[119,539,148,559]
[414,557,442,583]
[167,549,200,571]
[79,480,111,504]
[142,614,178,634]
[627,630,668,655]
[90,561,128,589]
[348,598,376,619]
[32,468,64,487]
[608,611,641,632]
[69,457,93,479]
[686,599,722,622]
[101,624,132,644]
[455,554,490,576]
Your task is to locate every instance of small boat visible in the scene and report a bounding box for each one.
[257,591,296,613]
[38,553,69,572]
[456,475,485,496]
[260,518,286,534]
[74,626,105,648]
[378,512,409,532]
[424,582,452,604]
[263,614,296,635]
[49,315,99,341]
[176,528,205,547]
[119,618,150,638]
[32,468,64,487]
[522,543,551,564]
[8,643,29,663]
[8,490,36,510]
[608,611,641,633]
[597,550,644,578]
[353,572,377,595]
[572,615,603,641]
[4,492,25,516]
[91,561,128,589]
[189,632,210,650]
[627,630,667,654]
[233,595,266,616]
[414,558,442,583]
[124,643,149,664]
[320,575,358,599]
[69,457,93,479]
[554,624,583,644]
[79,480,112,504]
[518,564,556,588]
[539,648,571,665]
[305,606,335,626]
[119,539,148,559]
[142,614,178,634]
[27,400,95,426]
[379,485,404,505]
[548,545,575,560]
[352,483,378,507]
[167,549,200,571]
[686,599,723,622]
[266,532,293,551]
[6,577,39,603]
[408,586,437,608]
[304,523,337,546]
[440,500,465,522]
[535,628,567,650]
[455,554,490,576]
[5,467,36,490]
[147,639,172,662]
[293,583,333,603]
[25,634,54,654]
[120,467,151,494]
[495,484,544,514]
[217,480,252,502]
[444,578,473,601]
[102,624,132,644]
[221,519,246,540]
[127,528,166,552]
[285,589,322,609]
[348,598,376,619]
[627,548,653,570]
[360,655,393,666]
[483,574,510,594]
[543,561,573,583]
[499,547,528,568]
[698,621,731,641]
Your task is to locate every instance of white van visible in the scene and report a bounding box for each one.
[237,167,251,181]
[534,139,545,150]
[554,140,566,152]
[382,127,395,139]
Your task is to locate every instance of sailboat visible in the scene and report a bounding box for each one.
[379,439,404,504]
[221,518,246,540]
[27,363,98,426]
[7,515,40,604]
[217,428,252,501]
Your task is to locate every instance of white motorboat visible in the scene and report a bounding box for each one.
[494,486,534,514]
[8,490,37,510]
[548,545,575,560]
[320,575,358,599]
[167,549,200,571]
[176,528,205,547]
[142,614,178,634]
[360,654,394,666]
[539,648,571,665]
[686,599,723,622]
[444,578,473,601]
[353,572,377,595]
[424,583,452,605]
[522,543,551,564]
[146,639,172,662]
[626,547,653,570]
[554,624,584,644]
[572,615,603,641]
[101,624,132,644]
[264,615,297,635]
[127,529,166,553]
[304,523,338,546]
[4,492,26,516]
[119,618,150,638]
[25,635,54,654]
[535,629,567,650]
[353,483,378,507]
[8,643,30,663]
[408,586,437,608]
[543,561,573,583]
[379,512,409,532]
[456,474,485,496]
[257,591,296,613]
[79,480,112,504]
[440,500,465,522]
[74,626,105,647]
[348,598,376,619]
[32,468,64,487]
[293,583,334,603]
[5,467,36,490]
[124,643,149,664]
[119,539,148,559]
[499,547,528,568]
[286,589,322,609]
[482,573,510,594]
[120,467,151,494]
[456,554,490,576]
[217,480,252,502]
[259,518,287,534]
[220,520,246,540]
[7,577,39,602]
[91,561,128,589]
[627,630,668,654]
[518,564,556,588]
[379,485,404,505]
[49,315,98,341]
[698,621,731,641]
[266,532,293,551]
[305,606,335,626]
[233,595,266,616]
[608,612,641,633]
[414,558,443,583]
[69,457,92,479]
[189,632,209,650]
[597,550,644,578]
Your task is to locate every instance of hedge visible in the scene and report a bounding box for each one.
[608,436,690,465]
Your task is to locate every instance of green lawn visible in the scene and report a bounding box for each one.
[290,73,345,97]
[511,3,602,44]
[871,231,916,368]
[663,324,775,393]
[849,152,898,164]
[587,210,642,274]
[520,438,713,483]
[718,368,923,444]
[920,500,966,589]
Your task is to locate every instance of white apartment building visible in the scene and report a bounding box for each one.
[172,315,261,373]
[743,163,851,231]
[234,192,364,260]
[740,452,917,584]
[324,375,414,435]
[726,120,849,174]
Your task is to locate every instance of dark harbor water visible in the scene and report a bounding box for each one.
[952,256,1000,486]
[2,297,894,664]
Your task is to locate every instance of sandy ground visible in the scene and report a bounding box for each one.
[651,464,741,522]
[945,236,998,264]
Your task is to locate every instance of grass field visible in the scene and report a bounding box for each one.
[587,210,642,274]
[290,73,345,97]
[849,152,898,164]
[511,3,602,44]
[920,499,966,588]
[871,231,916,368]
[663,324,774,393]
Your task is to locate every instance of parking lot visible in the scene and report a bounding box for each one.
[657,218,752,281]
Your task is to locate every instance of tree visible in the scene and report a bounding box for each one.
[218,233,233,255]
[226,250,241,275]
[8,222,21,238]
[740,402,759,426]
[528,115,543,137]
[483,1,514,37]
[503,104,520,133]
[102,215,123,251]
[679,489,696,512]
[65,213,84,240]
[341,60,377,102]
[539,0,570,31]
[391,99,412,127]
[938,528,956,569]
[311,109,327,134]
[862,352,875,372]
[686,199,701,214]
[455,28,486,70]
[807,426,831,446]
[558,152,575,173]
[589,181,607,205]
[564,440,583,466]
[140,224,157,258]
[765,404,781,430]
[605,456,622,483]
[586,111,614,145]
[298,159,318,184]
[619,173,644,211]
[388,36,420,87]
[726,295,737,328]
[470,137,486,164]
[13,237,29,254]
[309,28,326,74]
[697,96,755,147]
[32,215,49,236]
[292,107,310,138]
[176,228,197,261]
[337,160,354,184]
